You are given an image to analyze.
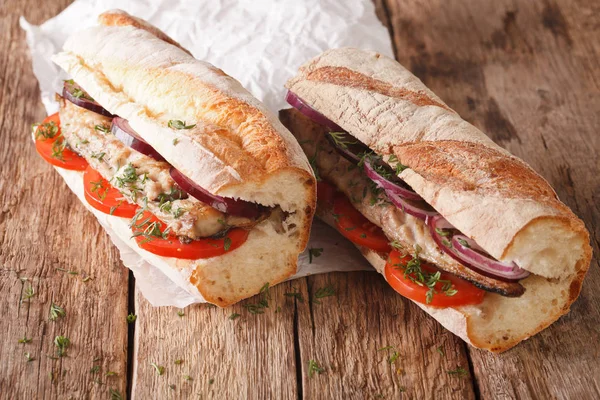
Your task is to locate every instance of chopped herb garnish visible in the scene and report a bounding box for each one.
[51,139,66,160]
[24,352,34,362]
[22,284,36,302]
[126,313,137,324]
[308,247,323,264]
[94,124,110,133]
[308,360,325,377]
[360,233,367,238]
[177,310,185,317]
[313,285,335,304]
[308,146,322,181]
[168,120,196,130]
[183,375,192,381]
[105,371,117,377]
[35,121,59,140]
[344,226,356,231]
[394,248,457,304]
[174,359,184,365]
[151,362,165,376]
[54,335,70,357]
[172,138,179,146]
[109,202,121,215]
[56,268,78,275]
[328,132,358,149]
[71,87,93,101]
[457,238,470,248]
[172,207,185,218]
[447,366,469,378]
[90,365,100,374]
[89,180,108,201]
[116,163,138,186]
[436,346,445,356]
[229,313,241,320]
[435,228,451,237]
[49,303,66,321]
[379,346,400,364]
[18,336,32,344]
[284,290,304,303]
[90,151,106,162]
[243,283,270,314]
[209,378,215,385]
[223,237,232,251]
[109,388,123,400]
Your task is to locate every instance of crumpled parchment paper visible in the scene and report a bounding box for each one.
[21,0,394,307]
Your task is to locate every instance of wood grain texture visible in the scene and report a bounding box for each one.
[0,1,129,398]
[131,282,298,399]
[298,272,475,399]
[380,0,600,398]
[1,0,599,399]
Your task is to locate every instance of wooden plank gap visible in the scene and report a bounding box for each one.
[126,270,136,400]
[292,285,304,400]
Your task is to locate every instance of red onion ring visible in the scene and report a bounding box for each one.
[428,215,530,282]
[63,80,112,117]
[286,90,343,131]
[169,167,264,219]
[364,160,423,201]
[111,117,165,161]
[386,189,439,220]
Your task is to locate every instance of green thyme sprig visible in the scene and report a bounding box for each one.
[168,120,196,130]
[49,303,66,321]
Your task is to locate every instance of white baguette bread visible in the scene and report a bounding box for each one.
[285,48,591,283]
[313,207,584,353]
[46,11,316,306]
[280,96,591,352]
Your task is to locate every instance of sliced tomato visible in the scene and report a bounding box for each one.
[34,113,88,171]
[131,211,249,259]
[332,194,391,253]
[317,180,337,209]
[385,250,485,308]
[83,166,139,218]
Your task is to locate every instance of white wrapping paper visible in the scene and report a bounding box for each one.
[21,0,394,307]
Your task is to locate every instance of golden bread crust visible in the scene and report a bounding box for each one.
[285,47,591,281]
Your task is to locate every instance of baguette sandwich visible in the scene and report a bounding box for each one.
[280,48,592,352]
[32,10,316,306]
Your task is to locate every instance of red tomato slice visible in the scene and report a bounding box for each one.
[385,250,485,308]
[317,180,337,209]
[83,166,139,218]
[131,211,249,259]
[34,113,88,171]
[332,194,391,253]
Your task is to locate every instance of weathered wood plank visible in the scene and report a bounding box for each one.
[0,1,129,398]
[382,0,600,398]
[297,271,476,399]
[131,281,299,399]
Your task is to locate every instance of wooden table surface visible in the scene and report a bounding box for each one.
[1,0,599,398]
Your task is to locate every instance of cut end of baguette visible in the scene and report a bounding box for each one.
[188,209,304,306]
[502,216,591,280]
[357,241,587,353]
